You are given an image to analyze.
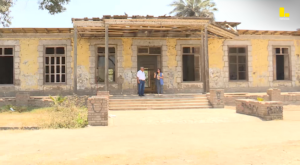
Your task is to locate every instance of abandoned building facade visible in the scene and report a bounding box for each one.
[0,16,299,97]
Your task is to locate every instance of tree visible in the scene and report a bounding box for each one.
[0,0,70,27]
[169,0,217,19]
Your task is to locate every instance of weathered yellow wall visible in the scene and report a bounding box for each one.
[166,39,177,67]
[122,38,132,68]
[208,39,225,88]
[295,40,300,86]
[77,39,90,89]
[19,39,39,90]
[251,39,269,87]
[208,39,224,69]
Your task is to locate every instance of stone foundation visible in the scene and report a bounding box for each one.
[87,92,109,126]
[236,99,283,120]
[209,89,224,108]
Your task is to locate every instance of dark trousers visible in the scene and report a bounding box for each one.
[138,80,145,96]
[156,79,163,94]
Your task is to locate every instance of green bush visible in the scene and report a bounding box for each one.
[42,95,88,129]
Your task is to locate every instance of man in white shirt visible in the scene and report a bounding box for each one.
[137,67,146,96]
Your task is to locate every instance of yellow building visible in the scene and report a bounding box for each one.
[0,16,299,96]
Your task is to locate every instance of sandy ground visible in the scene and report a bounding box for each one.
[0,106,300,165]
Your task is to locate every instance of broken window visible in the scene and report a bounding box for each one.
[182,47,201,82]
[44,47,66,83]
[228,47,247,81]
[274,47,290,80]
[0,47,14,84]
[97,47,116,83]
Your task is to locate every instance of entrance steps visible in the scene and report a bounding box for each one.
[109,94,212,110]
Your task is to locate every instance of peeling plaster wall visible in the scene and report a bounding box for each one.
[77,39,91,90]
[294,40,300,86]
[208,39,225,89]
[251,39,269,87]
[122,38,134,92]
[19,39,39,90]
[166,39,177,91]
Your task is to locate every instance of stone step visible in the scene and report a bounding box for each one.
[110,95,207,99]
[109,103,211,107]
[110,100,209,104]
[110,98,208,101]
[109,94,211,110]
[110,106,212,110]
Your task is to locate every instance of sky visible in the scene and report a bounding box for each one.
[8,0,300,31]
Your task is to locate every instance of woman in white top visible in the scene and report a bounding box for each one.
[154,68,164,94]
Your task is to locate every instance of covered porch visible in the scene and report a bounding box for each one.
[72,16,239,95]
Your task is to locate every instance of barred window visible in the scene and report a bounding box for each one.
[0,47,14,84]
[228,47,247,81]
[44,47,66,83]
[96,47,116,83]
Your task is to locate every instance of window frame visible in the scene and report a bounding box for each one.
[43,46,67,85]
[137,47,162,56]
[273,46,291,81]
[96,45,117,84]
[228,46,248,81]
[0,46,14,85]
[181,46,201,82]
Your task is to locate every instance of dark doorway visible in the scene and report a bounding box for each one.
[137,55,161,93]
[276,55,284,80]
[0,56,13,84]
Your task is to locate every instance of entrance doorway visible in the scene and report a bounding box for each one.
[137,47,161,93]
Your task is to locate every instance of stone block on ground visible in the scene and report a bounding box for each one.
[236,99,283,121]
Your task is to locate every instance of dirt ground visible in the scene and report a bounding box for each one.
[1,105,300,165]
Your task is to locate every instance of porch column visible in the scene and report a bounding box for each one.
[204,25,210,93]
[73,25,78,94]
[105,24,109,91]
[201,29,205,91]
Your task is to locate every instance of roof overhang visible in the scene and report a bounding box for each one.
[72,17,239,39]
[238,29,300,36]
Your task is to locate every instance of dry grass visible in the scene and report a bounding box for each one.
[0,107,52,127]
[0,95,88,128]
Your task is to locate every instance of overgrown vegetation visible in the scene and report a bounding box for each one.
[42,95,88,129]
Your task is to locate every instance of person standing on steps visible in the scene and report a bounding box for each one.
[154,68,164,94]
[137,67,146,96]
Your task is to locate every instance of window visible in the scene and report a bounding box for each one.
[182,47,200,81]
[228,47,247,80]
[274,47,290,80]
[138,47,161,55]
[96,47,116,83]
[44,47,66,83]
[0,47,14,84]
